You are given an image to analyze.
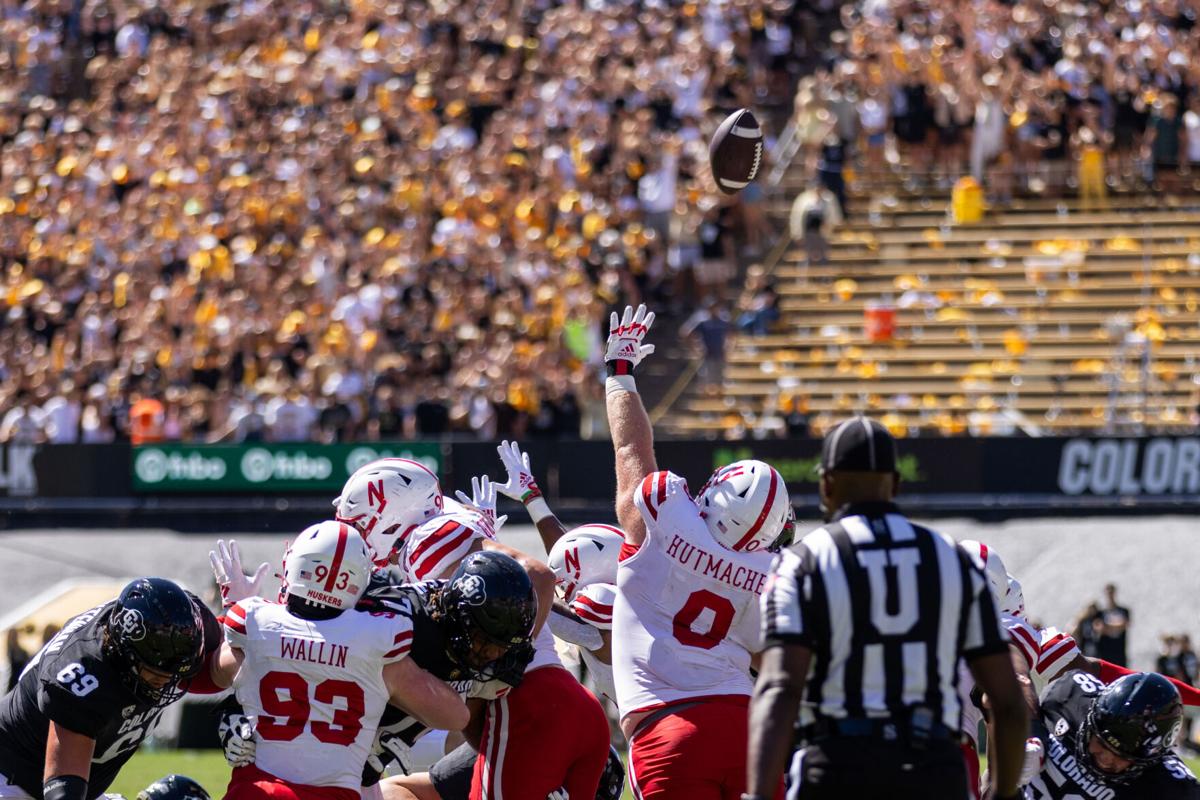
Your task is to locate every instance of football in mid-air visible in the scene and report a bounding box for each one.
[709,108,764,194]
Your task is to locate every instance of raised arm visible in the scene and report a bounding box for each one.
[210,640,244,689]
[493,439,569,553]
[604,304,659,546]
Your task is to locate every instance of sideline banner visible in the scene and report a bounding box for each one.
[131,443,442,492]
[4,437,1197,506]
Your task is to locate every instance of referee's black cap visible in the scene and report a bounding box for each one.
[820,415,898,474]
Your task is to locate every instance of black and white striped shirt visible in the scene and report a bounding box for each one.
[762,502,1008,731]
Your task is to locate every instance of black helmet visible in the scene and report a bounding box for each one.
[104,578,205,705]
[136,775,210,800]
[438,551,536,680]
[596,745,626,800]
[1077,672,1183,783]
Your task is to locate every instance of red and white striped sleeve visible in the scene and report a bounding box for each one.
[1004,615,1041,671]
[381,613,416,664]
[1033,627,1082,691]
[404,519,482,581]
[632,471,671,525]
[629,471,694,561]
[222,599,253,649]
[570,583,617,630]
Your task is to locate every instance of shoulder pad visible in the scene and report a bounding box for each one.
[404,518,483,581]
[571,583,616,630]
[1159,756,1200,787]
[1005,614,1041,669]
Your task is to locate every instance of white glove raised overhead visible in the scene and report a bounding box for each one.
[604,304,662,376]
[494,439,552,523]
[218,712,257,768]
[209,539,270,609]
[1019,737,1046,785]
[454,475,508,533]
[495,440,540,503]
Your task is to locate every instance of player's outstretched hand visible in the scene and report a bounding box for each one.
[209,539,270,609]
[455,475,508,532]
[605,304,656,373]
[495,440,541,504]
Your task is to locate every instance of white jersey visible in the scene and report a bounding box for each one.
[612,470,772,721]
[1006,615,1081,695]
[398,505,563,673]
[568,583,616,702]
[958,613,1083,744]
[224,597,412,790]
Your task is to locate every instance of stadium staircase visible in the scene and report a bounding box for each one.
[661,163,1200,438]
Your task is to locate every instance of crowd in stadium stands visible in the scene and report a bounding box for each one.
[790,0,1200,205]
[0,0,829,443]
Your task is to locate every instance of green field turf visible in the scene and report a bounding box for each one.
[108,750,231,799]
[112,749,641,799]
[112,748,1200,799]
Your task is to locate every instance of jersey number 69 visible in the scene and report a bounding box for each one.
[56,663,99,697]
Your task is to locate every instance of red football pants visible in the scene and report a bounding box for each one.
[471,666,611,800]
[628,696,781,800]
[224,765,357,800]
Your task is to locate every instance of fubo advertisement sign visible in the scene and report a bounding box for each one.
[132,443,441,492]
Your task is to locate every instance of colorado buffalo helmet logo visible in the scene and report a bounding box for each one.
[459,574,488,606]
[118,608,147,641]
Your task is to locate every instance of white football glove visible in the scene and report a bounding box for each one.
[547,790,568,800]
[209,539,271,609]
[454,475,508,532]
[365,730,414,781]
[218,712,257,768]
[495,440,542,504]
[605,304,656,372]
[1018,737,1045,785]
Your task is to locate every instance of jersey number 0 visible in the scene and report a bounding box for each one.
[672,590,736,650]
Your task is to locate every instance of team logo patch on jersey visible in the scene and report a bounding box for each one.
[117,608,147,641]
[1054,717,1069,737]
[459,574,487,606]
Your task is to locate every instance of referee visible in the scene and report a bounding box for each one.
[745,416,1028,800]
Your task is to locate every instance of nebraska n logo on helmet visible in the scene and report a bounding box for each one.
[548,524,624,603]
[696,459,795,553]
[334,458,443,566]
